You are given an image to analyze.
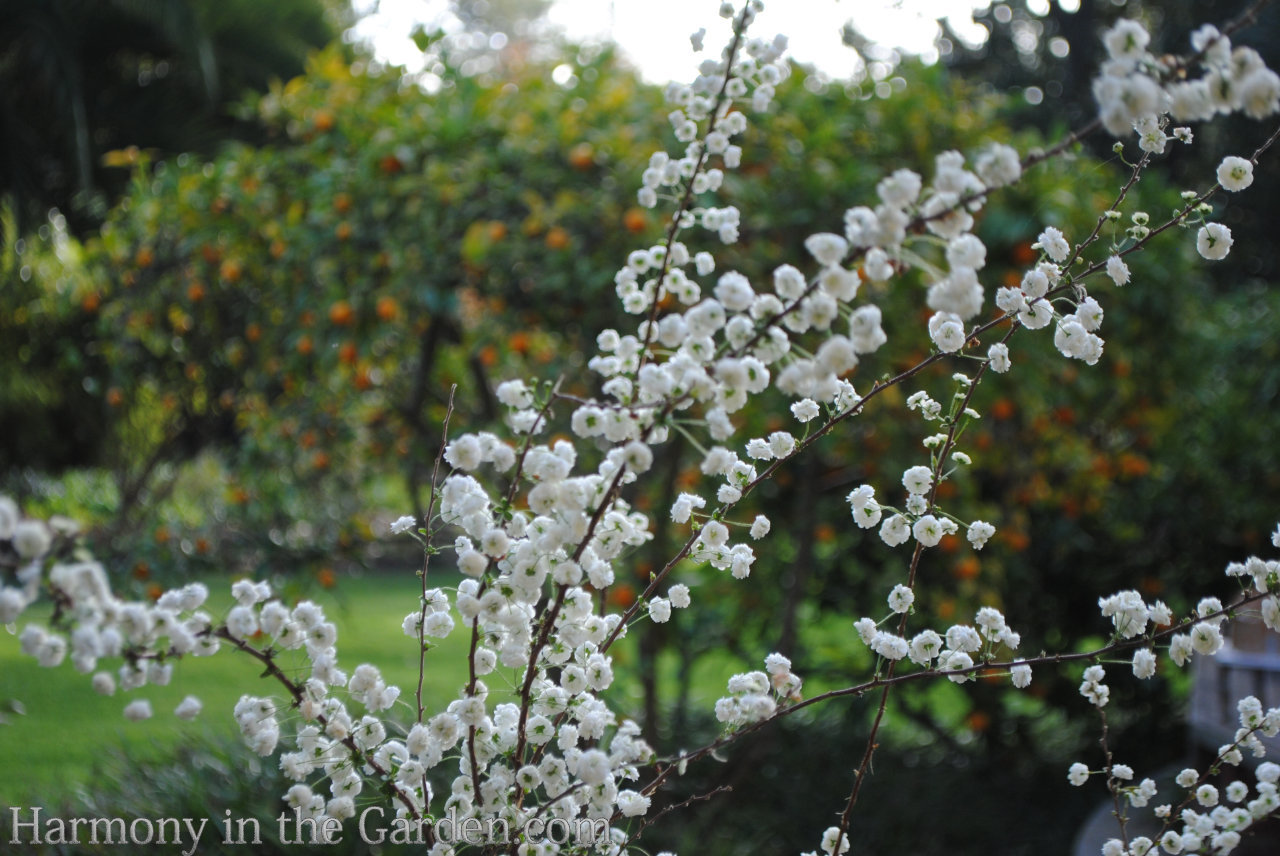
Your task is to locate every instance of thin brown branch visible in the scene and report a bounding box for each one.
[416,384,456,725]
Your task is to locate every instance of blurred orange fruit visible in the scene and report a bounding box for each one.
[568,142,594,170]
[623,208,648,233]
[329,300,355,326]
[545,227,570,250]
[376,295,400,322]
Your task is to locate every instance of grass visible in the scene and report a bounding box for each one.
[0,571,473,808]
[0,555,982,815]
[0,565,786,811]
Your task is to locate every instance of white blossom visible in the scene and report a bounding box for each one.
[1217,156,1255,191]
[1197,223,1233,260]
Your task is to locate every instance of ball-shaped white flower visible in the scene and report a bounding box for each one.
[1216,156,1254,192]
[1196,223,1233,260]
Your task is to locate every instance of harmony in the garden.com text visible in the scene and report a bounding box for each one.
[8,806,609,851]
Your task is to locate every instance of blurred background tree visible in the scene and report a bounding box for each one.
[0,0,340,237]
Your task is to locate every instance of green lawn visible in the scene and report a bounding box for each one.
[0,564,942,813]
[0,572,474,808]
[0,567,756,810]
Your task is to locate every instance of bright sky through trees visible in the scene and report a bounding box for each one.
[353,0,1007,82]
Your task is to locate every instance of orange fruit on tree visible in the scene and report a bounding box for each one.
[1118,453,1150,478]
[1012,242,1037,265]
[990,398,1015,421]
[375,295,400,322]
[952,556,980,581]
[966,710,992,732]
[246,322,262,343]
[335,221,352,241]
[313,109,335,132]
[339,341,358,365]
[187,282,206,303]
[220,258,242,282]
[623,208,648,233]
[329,300,355,326]
[334,192,353,213]
[607,583,637,608]
[545,227,570,250]
[297,334,314,356]
[568,142,594,170]
[135,246,154,268]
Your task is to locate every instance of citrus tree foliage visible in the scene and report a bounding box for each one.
[38,43,665,576]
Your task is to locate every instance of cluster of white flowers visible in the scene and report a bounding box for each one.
[714,653,801,728]
[851,605,1024,689]
[1092,18,1280,268]
[1089,703,1280,856]
[1079,664,1110,708]
[1094,19,1280,137]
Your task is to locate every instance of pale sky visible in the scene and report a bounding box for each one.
[352,0,1003,83]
